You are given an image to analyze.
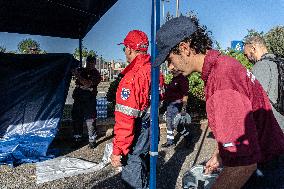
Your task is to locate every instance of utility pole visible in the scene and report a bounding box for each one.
[176,0,179,17]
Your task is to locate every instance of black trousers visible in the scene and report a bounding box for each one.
[242,154,284,189]
[71,88,97,139]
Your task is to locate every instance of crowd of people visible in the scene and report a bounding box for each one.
[70,16,284,189]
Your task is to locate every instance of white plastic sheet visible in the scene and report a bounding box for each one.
[36,143,113,184]
[182,165,222,189]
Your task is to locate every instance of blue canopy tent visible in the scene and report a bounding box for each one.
[0,0,118,166]
[0,0,161,187]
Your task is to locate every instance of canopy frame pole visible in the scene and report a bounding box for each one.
[150,0,160,188]
[79,38,83,67]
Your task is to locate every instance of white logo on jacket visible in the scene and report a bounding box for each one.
[121,88,131,100]
[247,69,256,83]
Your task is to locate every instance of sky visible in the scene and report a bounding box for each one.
[0,0,283,62]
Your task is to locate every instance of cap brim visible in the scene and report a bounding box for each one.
[153,47,171,67]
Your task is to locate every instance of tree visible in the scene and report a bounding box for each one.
[225,49,253,70]
[7,50,18,54]
[265,26,284,57]
[73,46,97,60]
[18,38,41,54]
[73,46,88,60]
[243,27,284,57]
[88,50,97,58]
[0,45,6,53]
[165,11,174,22]
[243,29,264,42]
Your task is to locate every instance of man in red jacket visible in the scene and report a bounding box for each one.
[154,16,284,189]
[111,30,164,188]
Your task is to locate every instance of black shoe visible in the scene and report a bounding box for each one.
[88,141,97,149]
[161,142,174,148]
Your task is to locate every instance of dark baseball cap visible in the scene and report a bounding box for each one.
[154,16,197,67]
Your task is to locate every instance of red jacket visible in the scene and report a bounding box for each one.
[112,54,165,155]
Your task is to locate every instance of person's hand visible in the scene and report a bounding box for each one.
[181,107,187,116]
[204,153,222,175]
[111,154,122,168]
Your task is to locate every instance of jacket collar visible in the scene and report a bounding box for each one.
[260,53,276,60]
[122,54,150,75]
[201,50,221,85]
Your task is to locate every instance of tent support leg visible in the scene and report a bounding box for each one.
[150,0,160,189]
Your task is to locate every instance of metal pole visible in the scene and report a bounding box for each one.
[176,0,179,17]
[162,0,165,24]
[150,0,160,188]
[79,38,83,67]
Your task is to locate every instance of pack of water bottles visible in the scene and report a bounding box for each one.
[96,97,108,119]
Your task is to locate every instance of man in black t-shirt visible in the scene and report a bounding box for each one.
[72,55,101,148]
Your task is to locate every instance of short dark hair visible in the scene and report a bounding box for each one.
[86,55,96,63]
[170,24,212,55]
[244,35,266,47]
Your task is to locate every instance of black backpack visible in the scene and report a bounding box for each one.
[264,56,284,115]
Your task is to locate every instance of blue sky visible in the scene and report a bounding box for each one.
[0,0,283,62]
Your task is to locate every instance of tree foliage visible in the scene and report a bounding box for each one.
[244,27,284,58]
[265,26,284,57]
[18,38,41,54]
[243,29,264,42]
[164,73,173,84]
[73,46,88,59]
[188,72,205,100]
[165,11,174,22]
[0,45,6,53]
[73,46,97,60]
[225,49,253,70]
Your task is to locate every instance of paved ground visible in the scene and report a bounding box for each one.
[0,117,216,189]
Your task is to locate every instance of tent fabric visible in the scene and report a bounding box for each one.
[0,53,78,165]
[0,0,118,39]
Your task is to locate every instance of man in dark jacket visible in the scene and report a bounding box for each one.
[72,55,101,148]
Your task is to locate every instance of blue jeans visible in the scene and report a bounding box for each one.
[121,119,150,189]
[166,102,181,143]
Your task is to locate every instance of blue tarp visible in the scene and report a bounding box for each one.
[0,53,78,165]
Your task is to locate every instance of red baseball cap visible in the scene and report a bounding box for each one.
[118,30,149,52]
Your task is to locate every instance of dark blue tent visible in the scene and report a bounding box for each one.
[0,53,78,165]
[0,1,161,188]
[0,0,118,39]
[0,0,118,165]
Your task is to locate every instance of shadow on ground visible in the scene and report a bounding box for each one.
[157,122,203,189]
[48,119,113,157]
[91,173,125,189]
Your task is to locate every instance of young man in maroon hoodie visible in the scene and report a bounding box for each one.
[154,16,284,189]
